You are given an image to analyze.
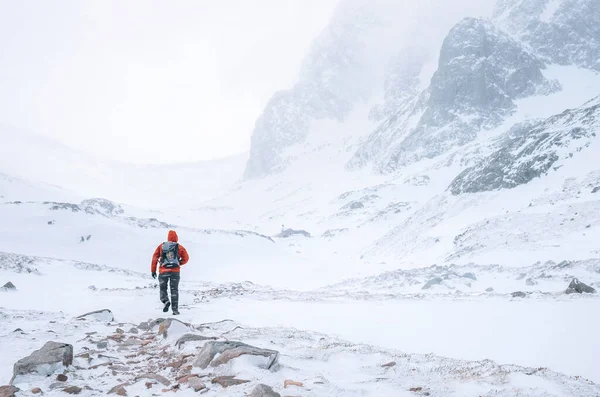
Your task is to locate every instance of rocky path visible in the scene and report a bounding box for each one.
[1,308,599,397]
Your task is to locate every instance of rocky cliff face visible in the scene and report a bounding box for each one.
[449,95,600,194]
[243,1,386,179]
[350,17,558,172]
[494,0,600,71]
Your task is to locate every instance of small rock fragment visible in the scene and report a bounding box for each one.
[62,386,82,394]
[116,328,125,334]
[96,341,108,349]
[107,384,128,396]
[526,278,536,286]
[56,374,68,382]
[188,378,206,392]
[135,374,171,386]
[485,287,494,292]
[11,341,73,384]
[75,309,114,322]
[284,380,303,388]
[511,291,527,298]
[409,387,423,392]
[422,277,443,290]
[211,376,250,388]
[32,387,42,394]
[381,361,396,368]
[128,328,139,334]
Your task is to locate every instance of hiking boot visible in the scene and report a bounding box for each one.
[173,309,180,315]
[163,301,171,313]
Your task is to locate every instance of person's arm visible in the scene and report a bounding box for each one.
[151,245,161,274]
[179,245,189,266]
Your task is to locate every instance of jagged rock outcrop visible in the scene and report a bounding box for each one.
[243,0,389,179]
[380,18,557,170]
[449,95,600,194]
[1,282,16,291]
[81,198,124,217]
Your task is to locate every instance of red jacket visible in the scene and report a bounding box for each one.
[151,230,189,274]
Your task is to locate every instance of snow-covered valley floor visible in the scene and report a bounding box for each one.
[1,254,599,396]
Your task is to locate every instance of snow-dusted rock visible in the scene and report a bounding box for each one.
[1,282,16,291]
[76,309,114,322]
[494,0,600,71]
[275,228,311,238]
[0,386,19,397]
[157,318,194,339]
[380,17,557,170]
[80,198,124,217]
[175,333,217,349]
[449,96,600,194]
[211,376,250,388]
[565,278,596,294]
[250,384,281,397]
[11,341,73,384]
[193,341,279,370]
[511,291,527,298]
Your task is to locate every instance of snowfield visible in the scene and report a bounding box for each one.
[3,0,600,395]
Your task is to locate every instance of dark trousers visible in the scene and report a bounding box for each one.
[158,272,180,310]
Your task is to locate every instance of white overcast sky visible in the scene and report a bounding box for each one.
[0,0,339,164]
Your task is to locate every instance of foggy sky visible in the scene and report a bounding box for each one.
[0,0,338,164]
[0,0,495,165]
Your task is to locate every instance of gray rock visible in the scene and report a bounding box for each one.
[275,228,311,238]
[565,278,596,294]
[485,287,494,292]
[593,186,600,193]
[1,282,16,291]
[422,277,443,290]
[511,291,527,298]
[128,328,139,334]
[193,341,279,370]
[175,334,217,349]
[449,96,600,194]
[0,385,20,397]
[211,376,250,388]
[187,378,206,392]
[462,272,477,281]
[62,386,82,394]
[96,342,108,349]
[11,341,73,384]
[75,309,114,322]
[340,201,365,211]
[250,384,281,397]
[137,318,165,331]
[526,278,537,286]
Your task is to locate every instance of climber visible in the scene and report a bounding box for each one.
[150,230,189,315]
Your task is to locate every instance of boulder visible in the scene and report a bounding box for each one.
[422,277,443,290]
[56,374,68,382]
[75,309,114,322]
[485,287,494,292]
[250,384,281,397]
[175,334,217,349]
[211,376,249,388]
[32,388,42,394]
[0,386,19,397]
[511,291,527,298]
[11,342,73,384]
[193,341,279,370]
[565,278,596,294]
[128,328,139,334]
[1,282,16,292]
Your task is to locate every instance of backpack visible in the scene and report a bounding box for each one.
[160,242,180,268]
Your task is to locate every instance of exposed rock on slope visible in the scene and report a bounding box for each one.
[449,95,600,194]
[494,0,600,71]
[380,17,558,171]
